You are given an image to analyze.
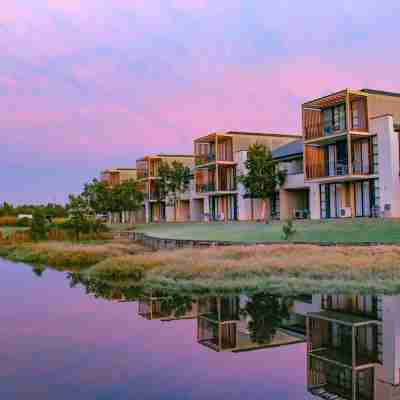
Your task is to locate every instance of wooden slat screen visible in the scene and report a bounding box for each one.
[304,108,323,140]
[305,146,325,179]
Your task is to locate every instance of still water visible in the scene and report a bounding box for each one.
[0,258,398,399]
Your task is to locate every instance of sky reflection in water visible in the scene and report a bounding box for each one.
[2,259,398,399]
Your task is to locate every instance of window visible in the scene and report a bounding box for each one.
[352,107,360,128]
[323,104,347,135]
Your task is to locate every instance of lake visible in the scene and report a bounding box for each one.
[0,258,398,399]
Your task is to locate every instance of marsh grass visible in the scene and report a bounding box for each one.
[86,244,400,294]
[0,240,147,269]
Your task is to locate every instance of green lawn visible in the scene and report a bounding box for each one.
[134,219,400,243]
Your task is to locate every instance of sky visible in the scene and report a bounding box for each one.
[1,0,400,203]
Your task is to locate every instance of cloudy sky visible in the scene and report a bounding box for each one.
[1,0,400,203]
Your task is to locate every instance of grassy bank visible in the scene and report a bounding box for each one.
[134,219,400,243]
[84,244,400,294]
[0,240,146,270]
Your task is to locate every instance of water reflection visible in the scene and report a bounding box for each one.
[51,274,400,399]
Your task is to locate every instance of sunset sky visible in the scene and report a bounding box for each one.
[2,0,400,203]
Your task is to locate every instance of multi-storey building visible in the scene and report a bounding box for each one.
[303,89,400,219]
[136,154,194,223]
[101,168,137,187]
[272,139,312,220]
[100,168,144,223]
[192,131,301,222]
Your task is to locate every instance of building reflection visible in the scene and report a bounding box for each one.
[71,274,400,400]
[138,290,200,321]
[306,295,400,400]
[196,293,307,352]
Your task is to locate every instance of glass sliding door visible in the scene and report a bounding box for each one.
[354,180,372,217]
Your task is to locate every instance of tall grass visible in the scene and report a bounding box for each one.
[86,244,400,294]
[0,240,147,269]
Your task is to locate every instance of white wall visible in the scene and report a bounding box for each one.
[380,296,400,385]
[309,183,321,219]
[372,115,400,217]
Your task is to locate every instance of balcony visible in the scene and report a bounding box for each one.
[303,89,369,142]
[196,183,216,193]
[195,153,216,166]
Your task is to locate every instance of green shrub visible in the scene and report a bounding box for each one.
[31,210,49,241]
[16,217,32,227]
[282,219,296,241]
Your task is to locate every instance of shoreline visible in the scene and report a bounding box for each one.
[3,240,400,295]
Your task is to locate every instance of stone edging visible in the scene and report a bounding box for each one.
[114,230,400,250]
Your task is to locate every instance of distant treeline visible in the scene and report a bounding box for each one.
[0,202,67,218]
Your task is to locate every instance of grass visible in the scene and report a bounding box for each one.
[134,219,400,243]
[85,244,400,295]
[0,226,29,236]
[0,240,147,270]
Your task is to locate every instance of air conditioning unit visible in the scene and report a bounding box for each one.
[340,207,352,218]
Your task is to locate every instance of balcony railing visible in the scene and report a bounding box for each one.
[306,159,348,179]
[196,183,216,193]
[304,122,349,141]
[352,161,372,175]
[195,153,216,165]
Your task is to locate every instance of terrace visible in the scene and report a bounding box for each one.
[194,133,235,166]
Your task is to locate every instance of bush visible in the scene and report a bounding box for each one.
[282,219,296,241]
[15,217,32,227]
[31,210,49,241]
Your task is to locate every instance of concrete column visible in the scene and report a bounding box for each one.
[279,189,290,220]
[145,201,151,223]
[309,183,321,220]
[372,115,400,217]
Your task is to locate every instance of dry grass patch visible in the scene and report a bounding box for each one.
[87,244,400,293]
[0,240,148,269]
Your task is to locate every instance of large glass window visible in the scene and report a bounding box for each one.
[323,104,347,135]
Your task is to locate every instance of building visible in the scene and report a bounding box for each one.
[100,168,144,224]
[303,89,400,219]
[136,154,194,223]
[272,139,313,220]
[192,131,301,222]
[100,168,137,187]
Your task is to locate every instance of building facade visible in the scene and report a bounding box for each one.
[100,168,145,224]
[192,131,301,222]
[136,154,195,223]
[101,168,137,187]
[303,89,400,220]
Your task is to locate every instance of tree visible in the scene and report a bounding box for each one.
[239,143,286,222]
[111,180,145,224]
[65,195,92,241]
[166,161,191,221]
[156,161,171,202]
[82,178,112,216]
[31,209,49,241]
[243,293,292,345]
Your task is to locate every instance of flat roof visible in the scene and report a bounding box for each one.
[136,154,193,162]
[195,131,301,143]
[272,139,303,160]
[361,88,400,98]
[309,311,379,327]
[303,88,400,109]
[102,168,136,173]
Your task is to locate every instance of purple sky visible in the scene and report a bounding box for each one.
[2,0,400,203]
